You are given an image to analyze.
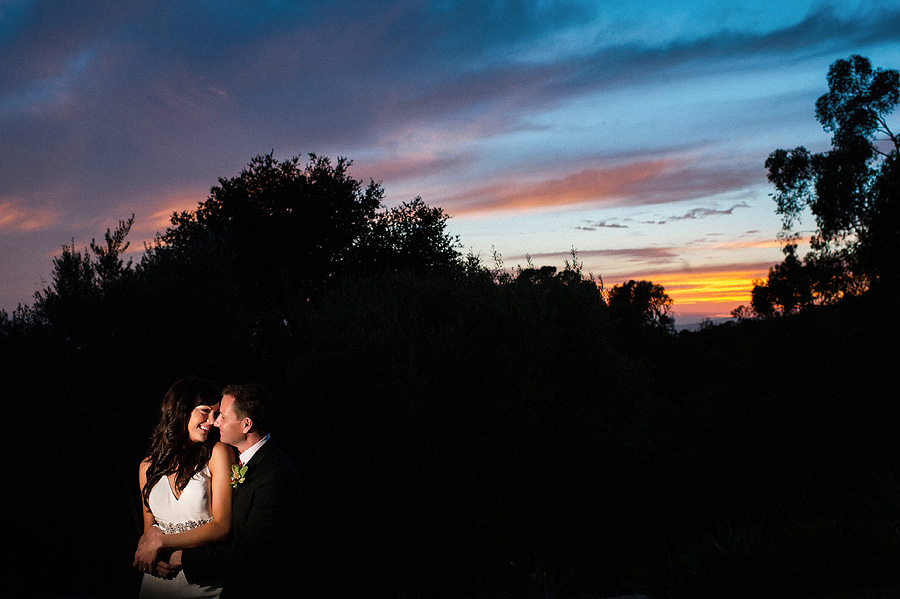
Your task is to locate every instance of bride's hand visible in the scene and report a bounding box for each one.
[133,525,165,573]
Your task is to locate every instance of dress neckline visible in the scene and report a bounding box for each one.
[166,473,183,501]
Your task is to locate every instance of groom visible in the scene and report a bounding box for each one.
[159,383,304,598]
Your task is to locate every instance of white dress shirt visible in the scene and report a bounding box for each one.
[239,433,270,465]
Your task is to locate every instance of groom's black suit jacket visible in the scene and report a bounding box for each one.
[182,439,304,598]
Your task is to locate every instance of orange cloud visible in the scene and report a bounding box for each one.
[443,152,762,216]
[712,237,783,251]
[0,201,57,232]
[448,159,678,215]
[139,191,207,234]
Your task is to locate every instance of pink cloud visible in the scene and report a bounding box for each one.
[0,201,57,232]
[355,152,475,185]
[444,159,675,215]
[442,156,761,215]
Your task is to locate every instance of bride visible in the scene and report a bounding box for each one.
[133,377,236,598]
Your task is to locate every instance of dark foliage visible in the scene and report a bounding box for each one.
[607,279,675,334]
[5,149,897,599]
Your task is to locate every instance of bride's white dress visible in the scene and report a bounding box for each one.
[138,465,223,598]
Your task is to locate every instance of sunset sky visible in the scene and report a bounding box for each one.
[2,1,898,325]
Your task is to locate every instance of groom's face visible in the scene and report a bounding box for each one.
[215,393,245,446]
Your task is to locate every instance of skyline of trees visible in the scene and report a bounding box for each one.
[3,55,895,329]
[4,150,683,343]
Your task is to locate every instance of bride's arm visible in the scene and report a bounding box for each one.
[134,459,159,571]
[138,459,156,532]
[134,443,236,567]
[156,442,236,549]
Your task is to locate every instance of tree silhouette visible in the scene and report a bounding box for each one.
[31,216,136,345]
[607,279,674,332]
[358,196,464,276]
[90,215,135,291]
[754,55,899,311]
[159,153,466,315]
[33,240,95,337]
[160,152,384,307]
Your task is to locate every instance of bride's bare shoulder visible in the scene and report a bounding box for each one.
[212,441,238,462]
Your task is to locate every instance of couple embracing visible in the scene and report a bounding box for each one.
[134,377,303,598]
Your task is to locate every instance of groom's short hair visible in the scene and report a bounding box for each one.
[223,382,272,437]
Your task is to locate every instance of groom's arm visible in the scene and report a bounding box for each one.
[242,457,302,566]
[181,539,237,585]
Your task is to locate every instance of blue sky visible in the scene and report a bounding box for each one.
[2,0,898,323]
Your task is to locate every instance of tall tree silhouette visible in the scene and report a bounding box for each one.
[32,216,136,346]
[755,55,899,310]
[90,215,135,291]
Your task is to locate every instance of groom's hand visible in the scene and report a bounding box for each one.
[155,550,182,580]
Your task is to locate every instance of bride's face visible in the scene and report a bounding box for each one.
[187,402,220,444]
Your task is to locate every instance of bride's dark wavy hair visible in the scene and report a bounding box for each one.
[142,376,222,508]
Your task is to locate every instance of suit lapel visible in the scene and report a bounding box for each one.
[234,440,274,497]
[244,439,273,472]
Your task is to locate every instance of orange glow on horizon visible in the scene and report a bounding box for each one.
[611,268,771,318]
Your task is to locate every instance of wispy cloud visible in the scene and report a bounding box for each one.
[0,201,57,232]
[664,202,751,222]
[355,151,477,185]
[516,246,681,266]
[334,4,900,144]
[444,156,761,215]
[576,220,629,231]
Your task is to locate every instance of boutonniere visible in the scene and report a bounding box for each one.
[230,462,248,488]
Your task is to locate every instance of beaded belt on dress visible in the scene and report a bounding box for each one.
[154,517,213,534]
